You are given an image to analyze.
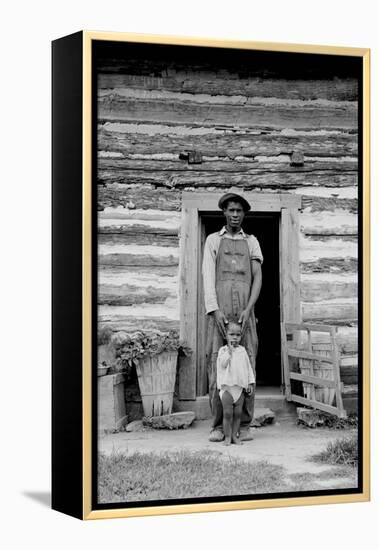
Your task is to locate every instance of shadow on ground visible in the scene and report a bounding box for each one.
[23,491,51,508]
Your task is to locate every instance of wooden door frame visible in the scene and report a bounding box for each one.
[178,191,301,400]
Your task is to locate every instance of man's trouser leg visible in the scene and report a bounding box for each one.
[208,351,224,438]
[240,384,255,429]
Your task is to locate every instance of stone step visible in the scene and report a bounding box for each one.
[174,391,295,422]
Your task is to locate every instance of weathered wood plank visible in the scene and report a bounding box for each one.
[98,283,176,306]
[99,212,179,246]
[98,126,358,158]
[99,303,179,323]
[182,191,301,211]
[99,244,179,267]
[98,184,182,211]
[99,267,177,285]
[98,157,358,174]
[280,208,301,323]
[99,317,180,333]
[178,206,198,399]
[302,299,357,322]
[98,231,179,247]
[300,211,358,236]
[301,258,358,274]
[300,274,357,302]
[290,372,337,387]
[301,195,357,213]
[99,264,178,277]
[99,253,179,267]
[291,394,345,417]
[98,73,358,101]
[99,206,180,220]
[97,183,358,213]
[98,95,357,130]
[98,170,357,188]
[294,186,358,199]
[299,236,357,263]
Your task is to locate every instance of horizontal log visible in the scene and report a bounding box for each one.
[98,126,358,158]
[97,183,358,213]
[98,73,358,101]
[294,185,357,199]
[99,213,180,245]
[300,240,357,263]
[302,300,357,322]
[99,303,180,333]
[98,169,357,189]
[99,223,178,235]
[99,87,358,107]
[300,276,357,302]
[98,283,176,306]
[300,281,358,302]
[300,211,357,236]
[98,95,357,130]
[99,318,180,333]
[99,253,179,267]
[98,184,182,211]
[99,207,181,223]
[98,157,358,174]
[301,258,358,273]
[99,264,178,278]
[299,236,357,262]
[305,235,357,244]
[301,195,357,213]
[99,267,177,285]
[99,243,179,267]
[98,232,179,247]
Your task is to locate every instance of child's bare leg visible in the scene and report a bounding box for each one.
[232,394,244,445]
[221,391,233,446]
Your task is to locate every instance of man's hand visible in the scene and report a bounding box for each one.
[246,383,254,396]
[238,308,251,336]
[212,309,228,339]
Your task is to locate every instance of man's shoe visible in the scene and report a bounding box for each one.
[239,428,254,442]
[209,430,224,442]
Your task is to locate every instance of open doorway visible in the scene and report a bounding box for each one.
[197,212,282,395]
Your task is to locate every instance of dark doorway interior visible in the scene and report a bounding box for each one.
[200,212,281,388]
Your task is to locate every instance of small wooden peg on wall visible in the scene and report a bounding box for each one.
[179,151,203,164]
[290,151,304,166]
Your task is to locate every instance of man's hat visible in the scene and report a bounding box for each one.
[218,193,251,212]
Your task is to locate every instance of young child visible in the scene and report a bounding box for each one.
[216,322,255,446]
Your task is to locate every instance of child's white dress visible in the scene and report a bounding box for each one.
[216,345,255,403]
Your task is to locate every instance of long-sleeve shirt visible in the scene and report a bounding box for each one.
[216,345,255,390]
[202,226,263,314]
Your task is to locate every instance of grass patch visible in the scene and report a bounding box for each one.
[288,468,357,491]
[310,434,358,467]
[98,449,289,503]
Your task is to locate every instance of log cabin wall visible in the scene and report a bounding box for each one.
[96,45,359,403]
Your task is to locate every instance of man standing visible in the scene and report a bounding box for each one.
[202,193,263,442]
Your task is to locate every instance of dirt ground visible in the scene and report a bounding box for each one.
[99,418,358,491]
